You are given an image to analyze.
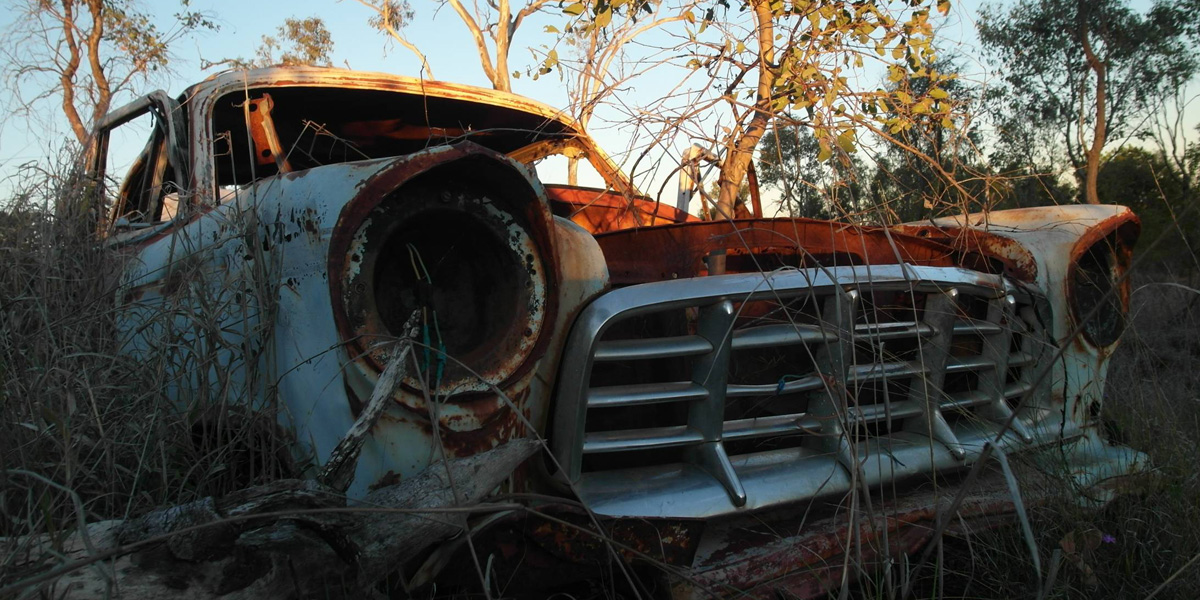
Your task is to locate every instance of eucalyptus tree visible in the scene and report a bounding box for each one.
[2,0,216,146]
[978,0,1198,204]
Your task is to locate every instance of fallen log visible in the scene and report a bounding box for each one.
[3,438,539,599]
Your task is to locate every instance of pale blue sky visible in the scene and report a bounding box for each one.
[0,0,1192,208]
[0,0,992,195]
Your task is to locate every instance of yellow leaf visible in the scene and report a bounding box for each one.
[929,87,949,99]
[894,90,911,104]
[595,8,611,27]
[941,117,956,129]
[736,41,746,53]
[891,45,905,59]
[937,0,951,16]
[682,9,695,23]
[817,143,832,162]
[544,25,560,33]
[563,2,584,15]
[837,130,856,153]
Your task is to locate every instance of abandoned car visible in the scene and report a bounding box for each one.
[92,66,1146,597]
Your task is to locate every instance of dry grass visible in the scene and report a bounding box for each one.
[3,158,1199,599]
[0,162,294,589]
[916,269,1200,600]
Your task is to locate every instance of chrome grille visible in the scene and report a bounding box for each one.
[551,265,1057,517]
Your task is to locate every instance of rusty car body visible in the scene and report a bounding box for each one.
[92,66,1146,597]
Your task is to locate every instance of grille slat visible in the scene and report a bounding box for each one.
[854,400,925,423]
[552,264,1052,512]
[953,320,1003,335]
[583,426,705,453]
[587,381,709,408]
[727,375,824,397]
[720,400,927,442]
[721,414,819,441]
[856,321,935,340]
[941,380,1033,411]
[731,323,837,349]
[594,335,712,362]
[945,355,997,373]
[848,361,928,382]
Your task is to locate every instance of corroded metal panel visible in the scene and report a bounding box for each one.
[104,66,1150,598]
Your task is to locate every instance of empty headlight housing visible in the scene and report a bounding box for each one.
[1069,223,1137,349]
[330,154,558,398]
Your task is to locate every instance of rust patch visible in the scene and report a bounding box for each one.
[437,387,532,457]
[122,287,146,304]
[427,472,1038,598]
[300,207,321,243]
[893,224,1038,282]
[161,255,201,297]
[685,479,1026,599]
[1068,212,1141,266]
[546,185,697,233]
[526,510,701,566]
[369,470,402,491]
[596,219,958,285]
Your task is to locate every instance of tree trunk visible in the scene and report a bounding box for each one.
[1080,25,1106,205]
[57,0,88,145]
[716,0,776,221]
[5,440,539,600]
[567,156,579,186]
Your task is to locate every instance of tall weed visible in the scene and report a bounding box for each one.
[0,159,292,586]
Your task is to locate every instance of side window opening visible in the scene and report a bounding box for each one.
[99,100,182,230]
